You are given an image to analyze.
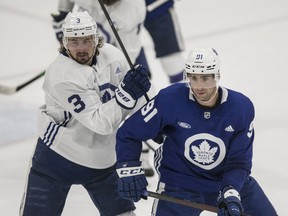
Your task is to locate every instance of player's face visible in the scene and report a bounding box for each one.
[189,74,218,103]
[188,74,217,89]
[66,36,96,65]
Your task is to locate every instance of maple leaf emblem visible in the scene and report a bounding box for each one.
[191,140,218,164]
[101,91,112,103]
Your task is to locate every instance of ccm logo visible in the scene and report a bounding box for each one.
[119,167,144,175]
[192,65,205,68]
[115,88,130,102]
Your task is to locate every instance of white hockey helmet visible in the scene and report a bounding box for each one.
[62,11,99,48]
[184,47,220,78]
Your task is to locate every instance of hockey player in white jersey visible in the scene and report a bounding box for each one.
[52,0,155,177]
[20,11,151,216]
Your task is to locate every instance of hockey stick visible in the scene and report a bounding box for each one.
[0,70,45,95]
[98,0,133,68]
[147,191,218,213]
[147,191,250,216]
[98,0,150,102]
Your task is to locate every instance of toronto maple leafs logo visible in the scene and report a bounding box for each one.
[191,140,218,164]
[115,66,121,74]
[184,133,226,170]
[101,90,112,103]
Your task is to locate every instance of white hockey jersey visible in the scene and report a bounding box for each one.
[38,43,145,169]
[58,0,146,64]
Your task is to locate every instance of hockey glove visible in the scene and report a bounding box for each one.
[217,186,243,216]
[51,11,69,43]
[116,161,148,202]
[115,65,151,109]
[153,132,165,144]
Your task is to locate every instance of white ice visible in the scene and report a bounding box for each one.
[0,0,287,215]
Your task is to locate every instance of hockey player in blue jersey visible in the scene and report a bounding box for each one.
[144,0,185,83]
[115,48,278,216]
[19,11,151,216]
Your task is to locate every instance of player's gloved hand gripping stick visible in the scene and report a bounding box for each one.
[115,65,151,109]
[217,186,244,216]
[116,161,148,202]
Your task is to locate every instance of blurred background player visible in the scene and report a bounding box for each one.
[114,48,278,216]
[144,0,185,83]
[51,0,156,177]
[19,11,151,215]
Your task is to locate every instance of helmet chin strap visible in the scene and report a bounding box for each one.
[191,84,219,106]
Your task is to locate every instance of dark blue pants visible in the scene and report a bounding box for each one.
[152,176,278,216]
[144,9,183,58]
[20,138,135,216]
[135,47,151,78]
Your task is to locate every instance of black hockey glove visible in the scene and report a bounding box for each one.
[116,161,148,202]
[51,11,69,43]
[115,65,151,109]
[217,186,244,216]
[153,132,165,144]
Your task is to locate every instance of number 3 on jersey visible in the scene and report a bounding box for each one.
[141,99,157,123]
[68,94,86,113]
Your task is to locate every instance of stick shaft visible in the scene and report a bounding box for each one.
[147,191,250,216]
[98,0,133,68]
[16,71,45,91]
[147,191,218,213]
[0,71,45,94]
[98,0,150,102]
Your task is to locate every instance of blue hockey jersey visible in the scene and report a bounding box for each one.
[116,83,255,192]
[145,0,174,20]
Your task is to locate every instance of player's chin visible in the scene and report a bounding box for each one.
[76,57,89,64]
[196,94,210,101]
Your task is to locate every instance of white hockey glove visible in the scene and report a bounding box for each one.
[115,65,151,109]
[116,161,148,202]
[217,186,244,216]
[51,11,69,43]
